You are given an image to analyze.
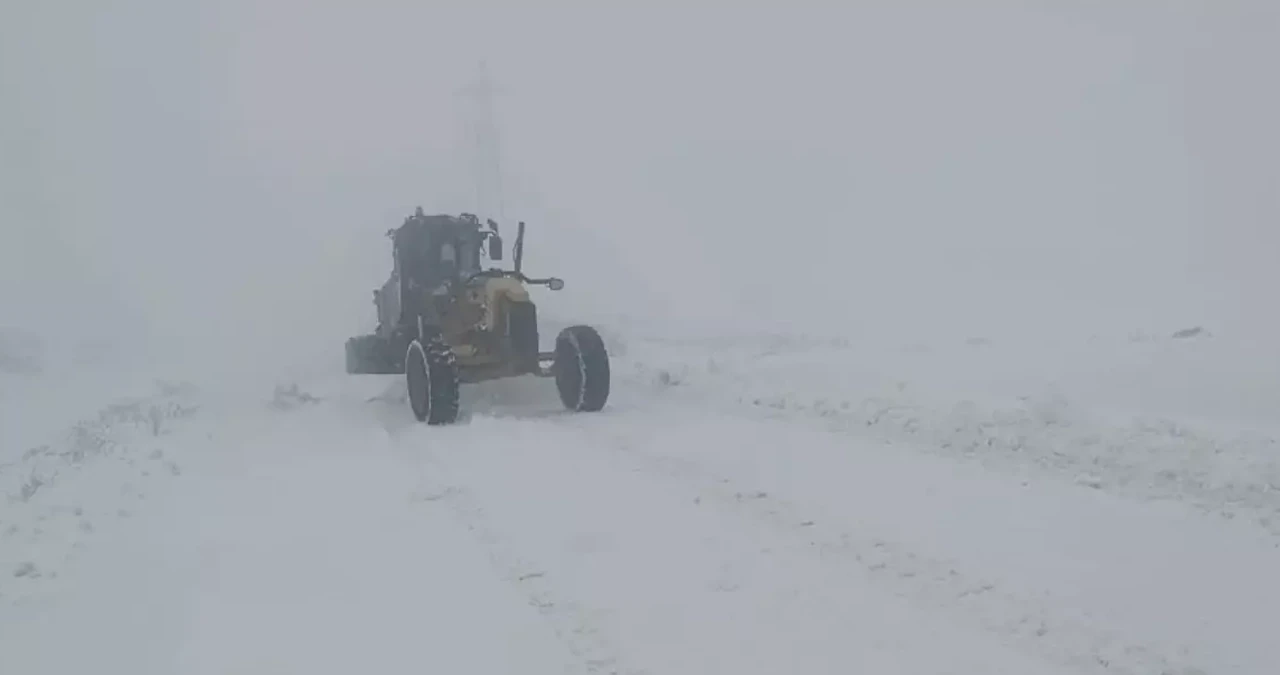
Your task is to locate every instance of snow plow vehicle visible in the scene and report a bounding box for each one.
[345,208,610,424]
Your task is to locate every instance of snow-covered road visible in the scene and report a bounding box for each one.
[3,332,1278,674]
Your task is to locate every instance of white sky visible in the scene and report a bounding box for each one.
[2,1,1277,370]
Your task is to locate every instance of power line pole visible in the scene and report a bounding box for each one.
[456,61,505,221]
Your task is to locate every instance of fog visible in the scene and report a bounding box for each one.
[3,1,1277,381]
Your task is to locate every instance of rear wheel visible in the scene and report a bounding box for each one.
[554,325,610,412]
[405,336,460,424]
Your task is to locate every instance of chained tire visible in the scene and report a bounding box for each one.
[405,336,461,425]
[554,325,610,412]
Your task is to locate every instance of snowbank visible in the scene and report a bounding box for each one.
[609,325,1280,537]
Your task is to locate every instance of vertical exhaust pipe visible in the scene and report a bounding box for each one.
[514,221,526,274]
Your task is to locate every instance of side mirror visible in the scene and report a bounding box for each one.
[488,234,504,261]
[548,277,564,291]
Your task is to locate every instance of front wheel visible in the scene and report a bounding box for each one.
[554,325,610,412]
[406,337,461,425]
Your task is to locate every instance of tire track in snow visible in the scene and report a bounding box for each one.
[545,413,1214,675]
[383,413,1091,675]
[404,438,643,675]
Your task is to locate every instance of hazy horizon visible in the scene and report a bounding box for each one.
[4,1,1277,377]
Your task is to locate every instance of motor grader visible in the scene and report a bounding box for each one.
[345,209,609,424]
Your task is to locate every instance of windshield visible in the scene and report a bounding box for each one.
[455,232,481,276]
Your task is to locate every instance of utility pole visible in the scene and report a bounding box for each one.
[456,61,505,221]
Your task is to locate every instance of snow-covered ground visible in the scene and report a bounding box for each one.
[3,324,1278,674]
[7,1,1277,672]
[612,325,1280,536]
